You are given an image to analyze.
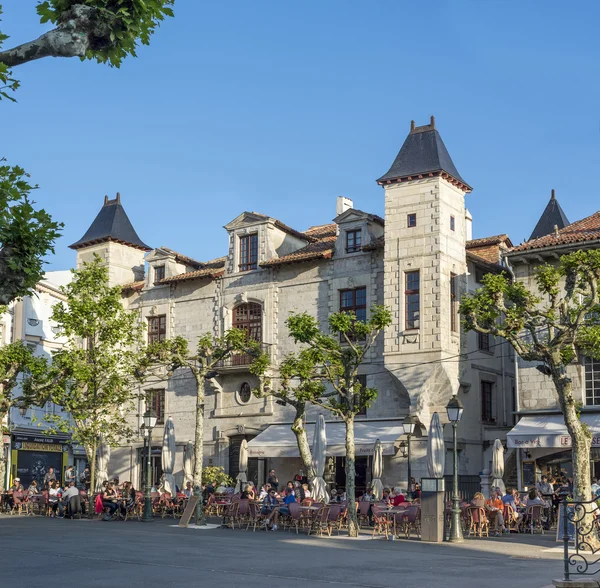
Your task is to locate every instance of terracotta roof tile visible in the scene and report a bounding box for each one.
[159,257,226,283]
[261,235,336,267]
[466,234,513,249]
[510,211,600,253]
[303,223,337,238]
[122,281,145,292]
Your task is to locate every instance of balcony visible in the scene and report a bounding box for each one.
[216,343,272,370]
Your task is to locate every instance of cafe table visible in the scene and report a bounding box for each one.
[381,506,408,538]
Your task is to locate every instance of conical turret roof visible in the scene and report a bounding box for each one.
[70,193,150,251]
[529,190,570,240]
[377,116,471,191]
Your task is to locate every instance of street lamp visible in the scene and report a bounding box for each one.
[402,414,418,496]
[18,405,27,418]
[140,424,148,492]
[446,394,464,543]
[142,409,157,523]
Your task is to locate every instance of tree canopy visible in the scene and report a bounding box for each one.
[460,249,600,502]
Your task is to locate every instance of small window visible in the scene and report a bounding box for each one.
[585,356,600,406]
[481,381,494,423]
[346,229,362,253]
[239,234,258,271]
[450,273,458,332]
[478,332,491,352]
[405,271,420,329]
[238,382,252,404]
[148,315,167,344]
[146,389,165,425]
[407,213,417,228]
[475,267,486,284]
[154,265,165,283]
[450,215,455,232]
[340,287,367,323]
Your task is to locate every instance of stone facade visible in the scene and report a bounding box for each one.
[71,119,516,493]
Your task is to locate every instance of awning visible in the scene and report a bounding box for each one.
[507,414,600,449]
[247,420,404,458]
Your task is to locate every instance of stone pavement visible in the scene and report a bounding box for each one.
[0,515,565,587]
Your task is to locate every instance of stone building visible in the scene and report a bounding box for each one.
[1,271,84,489]
[505,194,600,488]
[69,118,515,494]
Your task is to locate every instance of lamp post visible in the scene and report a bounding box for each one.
[142,409,157,523]
[402,414,418,496]
[140,424,148,492]
[446,394,464,542]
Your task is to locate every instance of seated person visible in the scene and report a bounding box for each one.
[119,482,136,516]
[62,481,86,517]
[245,482,256,501]
[269,491,296,531]
[526,488,547,507]
[102,482,119,516]
[359,488,375,502]
[27,480,39,498]
[391,487,406,506]
[501,488,523,526]
[261,488,279,525]
[382,488,391,502]
[258,483,271,501]
[471,492,486,508]
[301,483,312,499]
[183,481,193,499]
[48,481,64,517]
[485,489,506,535]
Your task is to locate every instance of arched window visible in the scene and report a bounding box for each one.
[233,303,262,341]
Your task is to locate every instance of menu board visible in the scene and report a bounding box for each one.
[522,461,536,488]
[556,504,576,543]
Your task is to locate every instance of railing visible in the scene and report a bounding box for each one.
[216,343,271,368]
[560,497,600,581]
[443,474,481,503]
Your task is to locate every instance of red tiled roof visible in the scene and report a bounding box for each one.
[466,251,504,273]
[159,257,226,283]
[261,235,337,267]
[466,234,513,249]
[510,212,600,253]
[303,223,337,238]
[122,281,144,292]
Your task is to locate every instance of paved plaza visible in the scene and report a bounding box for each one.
[0,515,566,587]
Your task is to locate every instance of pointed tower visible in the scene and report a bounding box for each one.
[70,193,150,286]
[529,189,570,240]
[378,117,471,428]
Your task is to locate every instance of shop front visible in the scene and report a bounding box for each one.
[247,420,403,494]
[11,432,70,487]
[507,412,600,486]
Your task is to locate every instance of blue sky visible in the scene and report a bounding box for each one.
[2,1,600,269]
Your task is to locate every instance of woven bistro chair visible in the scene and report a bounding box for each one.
[466,506,489,537]
[403,505,421,539]
[221,500,239,529]
[358,500,371,528]
[371,504,393,540]
[503,504,520,533]
[308,505,331,537]
[525,505,545,535]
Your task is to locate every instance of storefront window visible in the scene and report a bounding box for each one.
[585,356,600,406]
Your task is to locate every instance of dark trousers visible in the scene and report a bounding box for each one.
[66,495,86,517]
[102,500,117,514]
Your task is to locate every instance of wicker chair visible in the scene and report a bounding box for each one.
[466,506,489,537]
[371,505,393,540]
[403,505,421,539]
[525,505,545,535]
[308,505,331,536]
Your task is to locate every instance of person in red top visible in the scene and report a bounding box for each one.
[391,486,406,506]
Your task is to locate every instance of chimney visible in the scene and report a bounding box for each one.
[465,209,473,241]
[336,196,353,217]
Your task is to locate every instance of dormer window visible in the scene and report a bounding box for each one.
[239,234,258,271]
[154,265,165,284]
[346,229,362,253]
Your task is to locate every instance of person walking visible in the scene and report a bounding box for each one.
[267,470,279,492]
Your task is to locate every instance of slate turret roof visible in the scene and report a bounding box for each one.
[529,189,570,240]
[377,116,471,191]
[70,193,151,251]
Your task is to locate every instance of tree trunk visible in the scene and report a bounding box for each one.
[0,5,101,68]
[192,376,206,525]
[345,416,359,537]
[553,363,598,549]
[553,367,592,502]
[87,437,97,519]
[0,455,6,492]
[291,404,315,483]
